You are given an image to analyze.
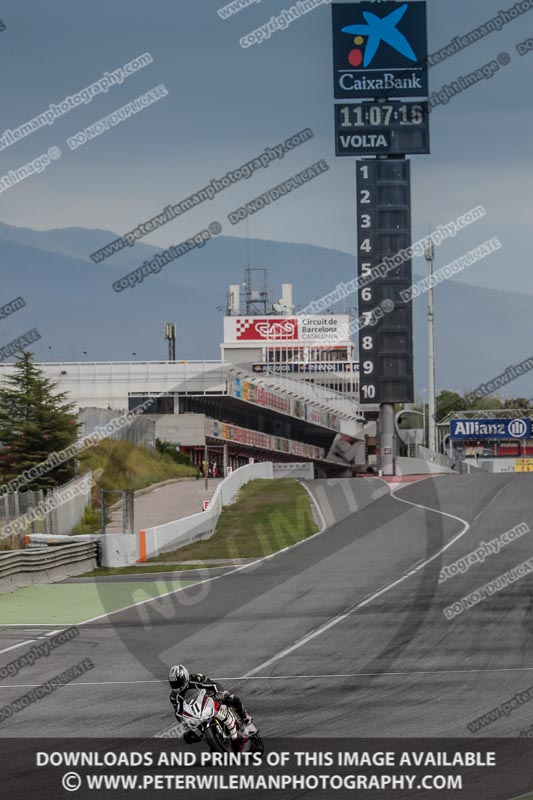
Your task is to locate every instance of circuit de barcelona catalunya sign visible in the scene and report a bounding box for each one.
[450,419,533,440]
[332,2,428,99]
[223,316,350,344]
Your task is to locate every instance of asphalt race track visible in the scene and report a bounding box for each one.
[1,474,533,741]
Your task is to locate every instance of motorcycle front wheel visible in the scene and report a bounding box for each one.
[204,723,233,753]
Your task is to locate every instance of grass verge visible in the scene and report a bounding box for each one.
[79,479,318,577]
[147,478,318,563]
[71,506,104,535]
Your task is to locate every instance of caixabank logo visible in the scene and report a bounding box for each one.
[332,2,428,99]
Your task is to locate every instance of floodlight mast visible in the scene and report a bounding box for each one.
[425,238,436,452]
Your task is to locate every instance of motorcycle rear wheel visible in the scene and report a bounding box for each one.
[249,734,265,755]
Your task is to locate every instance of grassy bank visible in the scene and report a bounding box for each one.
[77,438,197,493]
[81,478,318,577]
[147,478,318,563]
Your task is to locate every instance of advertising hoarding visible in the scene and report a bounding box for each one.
[223,315,351,345]
[450,419,532,440]
[252,362,358,375]
[228,376,341,431]
[332,2,428,100]
[206,418,324,461]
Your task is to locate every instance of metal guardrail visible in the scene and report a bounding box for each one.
[272,462,315,480]
[0,541,99,581]
[25,534,101,546]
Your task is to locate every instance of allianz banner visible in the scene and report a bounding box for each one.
[450,419,532,440]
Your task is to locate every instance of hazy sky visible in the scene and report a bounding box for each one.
[0,0,531,294]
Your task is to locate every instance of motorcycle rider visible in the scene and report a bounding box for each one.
[168,664,257,741]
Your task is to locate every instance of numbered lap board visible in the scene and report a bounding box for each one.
[356,159,414,404]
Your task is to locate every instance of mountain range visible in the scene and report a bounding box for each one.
[0,220,530,399]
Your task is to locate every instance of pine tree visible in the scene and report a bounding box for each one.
[0,351,79,490]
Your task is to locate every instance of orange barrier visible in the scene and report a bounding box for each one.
[137,529,146,563]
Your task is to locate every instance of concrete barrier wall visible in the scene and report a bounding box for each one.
[99,533,138,568]
[139,462,274,562]
[0,541,98,594]
[416,446,458,470]
[395,457,455,475]
[475,458,517,473]
[414,447,483,475]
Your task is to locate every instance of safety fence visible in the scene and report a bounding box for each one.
[1,488,45,534]
[77,406,156,448]
[0,473,94,549]
[272,462,315,480]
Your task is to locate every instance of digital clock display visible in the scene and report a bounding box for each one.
[334,101,430,156]
[339,102,426,127]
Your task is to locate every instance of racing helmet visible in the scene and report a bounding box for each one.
[168,664,190,692]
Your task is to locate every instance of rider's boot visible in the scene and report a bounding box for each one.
[241,713,258,735]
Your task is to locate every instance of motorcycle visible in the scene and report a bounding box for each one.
[178,687,264,755]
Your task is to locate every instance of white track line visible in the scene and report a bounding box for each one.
[0,639,37,656]
[0,623,68,627]
[5,665,533,689]
[0,624,78,628]
[0,627,71,654]
[300,481,327,532]
[0,680,165,688]
[243,487,470,678]
[231,667,533,678]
